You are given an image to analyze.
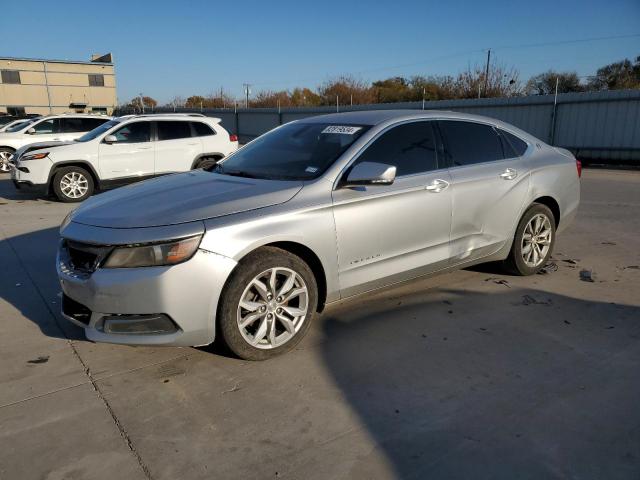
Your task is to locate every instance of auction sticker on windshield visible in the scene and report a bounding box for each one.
[321,126,362,134]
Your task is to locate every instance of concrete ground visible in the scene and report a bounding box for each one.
[0,169,638,480]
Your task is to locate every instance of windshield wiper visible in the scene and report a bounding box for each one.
[214,164,259,179]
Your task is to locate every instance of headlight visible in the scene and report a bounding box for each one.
[103,235,202,268]
[60,210,75,232]
[21,152,49,161]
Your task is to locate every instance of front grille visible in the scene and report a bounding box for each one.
[62,294,92,325]
[63,240,113,274]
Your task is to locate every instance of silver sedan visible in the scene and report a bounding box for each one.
[57,110,580,360]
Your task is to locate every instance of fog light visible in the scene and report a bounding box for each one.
[102,314,178,335]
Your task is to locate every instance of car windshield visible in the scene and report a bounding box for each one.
[76,119,121,142]
[216,122,370,180]
[6,119,34,132]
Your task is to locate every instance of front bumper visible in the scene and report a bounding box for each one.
[57,247,237,347]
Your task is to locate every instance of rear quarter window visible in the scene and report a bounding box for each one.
[499,129,528,157]
[192,122,215,137]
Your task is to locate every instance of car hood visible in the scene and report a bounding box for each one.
[71,170,304,228]
[15,140,75,159]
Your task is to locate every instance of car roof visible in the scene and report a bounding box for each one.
[300,109,503,126]
[116,114,221,123]
[300,109,536,141]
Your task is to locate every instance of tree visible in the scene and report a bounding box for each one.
[318,76,375,105]
[588,56,640,90]
[455,64,521,98]
[372,77,411,103]
[126,96,158,111]
[290,88,321,106]
[525,71,583,95]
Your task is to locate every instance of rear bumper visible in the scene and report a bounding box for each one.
[58,247,237,347]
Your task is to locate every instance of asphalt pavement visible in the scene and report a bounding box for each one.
[0,169,638,480]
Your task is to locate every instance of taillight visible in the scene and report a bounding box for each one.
[229,134,238,143]
[576,159,582,178]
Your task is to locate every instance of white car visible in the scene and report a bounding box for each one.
[0,114,111,172]
[0,118,38,133]
[10,114,239,202]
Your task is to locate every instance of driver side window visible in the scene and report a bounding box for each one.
[32,119,61,134]
[112,122,151,143]
[353,121,438,176]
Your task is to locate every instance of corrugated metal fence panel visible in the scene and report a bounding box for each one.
[114,90,640,162]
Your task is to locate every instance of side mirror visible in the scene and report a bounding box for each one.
[104,134,118,144]
[26,127,36,135]
[344,162,396,187]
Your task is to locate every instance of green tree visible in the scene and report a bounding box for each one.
[588,56,640,90]
[525,71,584,95]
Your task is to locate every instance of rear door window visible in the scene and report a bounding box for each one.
[61,118,86,133]
[32,118,61,134]
[438,121,504,166]
[157,121,193,141]
[354,121,438,176]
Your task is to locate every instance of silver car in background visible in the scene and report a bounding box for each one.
[57,110,580,360]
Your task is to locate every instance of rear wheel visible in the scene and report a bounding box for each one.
[503,203,556,275]
[0,148,15,173]
[194,157,220,171]
[52,166,94,203]
[218,247,317,360]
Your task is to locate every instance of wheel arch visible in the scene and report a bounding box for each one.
[531,195,560,227]
[48,161,100,194]
[228,241,328,313]
[190,153,225,170]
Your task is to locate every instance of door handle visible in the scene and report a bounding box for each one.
[187,142,199,146]
[137,146,152,150]
[500,168,518,180]
[426,179,450,193]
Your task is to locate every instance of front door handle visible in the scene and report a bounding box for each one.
[500,168,518,180]
[137,146,153,150]
[426,179,450,193]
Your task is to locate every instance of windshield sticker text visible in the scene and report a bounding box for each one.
[321,126,362,135]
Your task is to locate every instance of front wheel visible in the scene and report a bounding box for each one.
[503,203,556,275]
[0,148,15,173]
[52,166,94,202]
[218,247,318,360]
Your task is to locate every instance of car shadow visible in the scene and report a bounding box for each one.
[0,175,49,201]
[0,224,84,341]
[319,285,640,479]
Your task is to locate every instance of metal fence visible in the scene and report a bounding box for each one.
[116,89,640,163]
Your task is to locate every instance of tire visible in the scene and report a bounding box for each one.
[218,246,318,361]
[0,147,15,173]
[503,203,556,276]
[52,166,94,203]
[194,157,219,171]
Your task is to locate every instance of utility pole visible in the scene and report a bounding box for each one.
[422,87,426,109]
[242,83,251,108]
[139,92,145,113]
[483,49,491,97]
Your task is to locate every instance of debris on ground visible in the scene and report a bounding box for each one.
[538,261,558,274]
[484,277,511,288]
[27,356,49,364]
[623,265,640,270]
[222,383,242,395]
[561,258,580,266]
[564,320,571,325]
[443,300,452,305]
[580,269,596,282]
[520,295,552,306]
[601,241,617,245]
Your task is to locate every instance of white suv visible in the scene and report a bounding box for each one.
[0,114,111,173]
[10,114,239,202]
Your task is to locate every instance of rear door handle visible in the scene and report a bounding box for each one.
[426,179,450,193]
[137,146,152,150]
[500,168,518,180]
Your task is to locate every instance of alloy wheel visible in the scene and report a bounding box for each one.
[237,267,309,349]
[0,151,12,173]
[60,172,89,199]
[521,213,552,267]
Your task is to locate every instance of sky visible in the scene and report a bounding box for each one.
[3,0,639,104]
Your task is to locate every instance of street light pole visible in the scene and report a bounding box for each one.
[139,92,145,114]
[242,83,251,109]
